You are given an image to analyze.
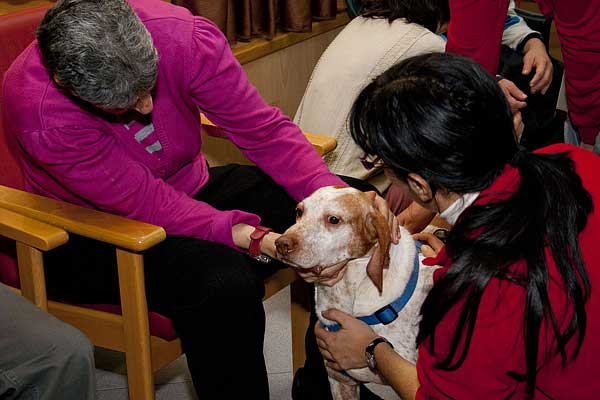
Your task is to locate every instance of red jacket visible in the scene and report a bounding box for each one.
[417,144,600,399]
[536,0,600,144]
[445,0,509,75]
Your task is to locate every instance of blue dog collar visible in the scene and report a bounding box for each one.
[322,241,422,333]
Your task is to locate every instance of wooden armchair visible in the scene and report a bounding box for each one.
[0,136,328,399]
[0,184,176,400]
[0,207,68,310]
[0,5,335,399]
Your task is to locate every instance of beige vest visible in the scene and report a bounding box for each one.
[295,17,445,191]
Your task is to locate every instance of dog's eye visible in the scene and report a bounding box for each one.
[328,216,340,225]
[295,208,303,218]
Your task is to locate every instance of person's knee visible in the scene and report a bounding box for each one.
[214,265,264,300]
[192,245,264,300]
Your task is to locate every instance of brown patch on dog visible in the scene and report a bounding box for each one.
[335,192,391,293]
[334,193,375,257]
[364,210,391,294]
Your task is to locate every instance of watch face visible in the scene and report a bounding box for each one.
[254,254,272,264]
[366,337,393,371]
[366,352,376,370]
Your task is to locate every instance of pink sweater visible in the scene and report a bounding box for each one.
[2,0,343,248]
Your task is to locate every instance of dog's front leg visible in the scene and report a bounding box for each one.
[326,366,359,400]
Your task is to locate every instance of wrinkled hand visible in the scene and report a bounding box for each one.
[231,223,281,259]
[412,232,444,258]
[498,78,527,111]
[260,231,281,259]
[297,261,348,286]
[315,309,378,371]
[368,191,400,244]
[522,38,553,95]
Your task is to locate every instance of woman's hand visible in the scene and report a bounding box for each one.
[397,202,436,234]
[412,232,444,258]
[522,37,553,94]
[497,78,528,112]
[315,309,378,371]
[231,223,281,259]
[369,191,400,244]
[260,230,281,259]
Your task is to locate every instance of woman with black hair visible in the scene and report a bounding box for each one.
[315,53,600,399]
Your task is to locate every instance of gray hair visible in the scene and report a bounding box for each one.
[37,0,158,110]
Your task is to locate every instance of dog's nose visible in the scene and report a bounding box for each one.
[275,235,297,255]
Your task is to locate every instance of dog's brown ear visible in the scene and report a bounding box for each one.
[365,209,391,294]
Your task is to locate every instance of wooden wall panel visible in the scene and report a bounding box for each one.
[202,27,343,167]
[242,27,342,118]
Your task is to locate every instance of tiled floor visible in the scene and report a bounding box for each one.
[94,286,294,400]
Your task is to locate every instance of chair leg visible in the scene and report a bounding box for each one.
[16,242,48,311]
[290,279,311,373]
[116,249,155,400]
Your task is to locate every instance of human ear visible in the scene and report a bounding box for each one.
[406,173,434,204]
[134,94,154,115]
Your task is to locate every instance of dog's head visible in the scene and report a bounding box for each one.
[275,186,391,292]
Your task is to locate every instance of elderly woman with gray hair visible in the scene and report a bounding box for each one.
[3,0,396,398]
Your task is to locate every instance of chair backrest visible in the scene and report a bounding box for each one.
[0,5,51,287]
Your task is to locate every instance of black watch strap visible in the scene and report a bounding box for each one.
[365,336,394,371]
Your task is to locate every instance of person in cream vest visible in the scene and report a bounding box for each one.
[294,0,449,207]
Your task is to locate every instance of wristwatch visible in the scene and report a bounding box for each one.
[365,336,394,371]
[249,225,273,263]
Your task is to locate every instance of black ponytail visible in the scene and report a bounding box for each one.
[350,53,593,394]
[421,151,592,392]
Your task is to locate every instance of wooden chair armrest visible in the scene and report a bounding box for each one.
[0,207,68,251]
[301,131,337,156]
[0,185,165,252]
[200,114,337,156]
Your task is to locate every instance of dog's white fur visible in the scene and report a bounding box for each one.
[276,186,438,400]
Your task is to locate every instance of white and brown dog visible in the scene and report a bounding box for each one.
[275,186,438,400]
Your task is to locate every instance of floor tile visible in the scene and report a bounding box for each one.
[269,372,293,400]
[264,286,293,374]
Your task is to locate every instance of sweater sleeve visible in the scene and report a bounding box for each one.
[502,0,538,50]
[188,17,345,201]
[446,0,510,74]
[18,126,259,249]
[416,276,529,399]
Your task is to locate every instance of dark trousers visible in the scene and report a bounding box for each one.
[43,164,373,399]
